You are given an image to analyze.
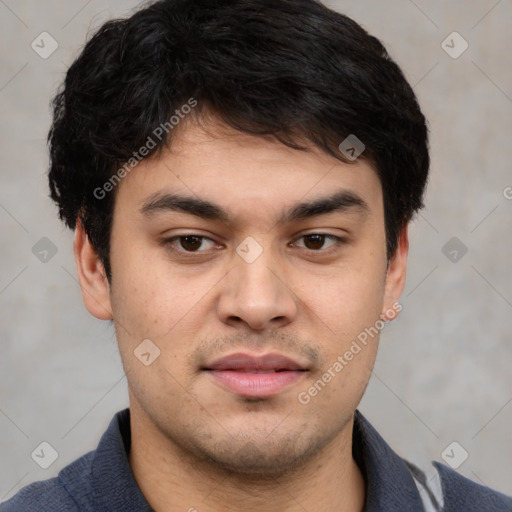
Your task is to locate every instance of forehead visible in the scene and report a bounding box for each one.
[114,118,383,223]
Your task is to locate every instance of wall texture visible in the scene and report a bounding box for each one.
[1,0,511,501]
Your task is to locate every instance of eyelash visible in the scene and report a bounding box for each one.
[162,233,346,256]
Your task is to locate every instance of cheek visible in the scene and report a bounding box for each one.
[108,242,222,367]
[107,255,167,357]
[110,273,196,344]
[303,261,386,336]
[296,258,386,398]
[301,281,382,412]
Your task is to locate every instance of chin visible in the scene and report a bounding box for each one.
[189,428,329,478]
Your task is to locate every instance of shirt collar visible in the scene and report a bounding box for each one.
[353,410,425,510]
[90,408,152,511]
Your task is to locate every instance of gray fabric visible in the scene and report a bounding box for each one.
[409,463,443,511]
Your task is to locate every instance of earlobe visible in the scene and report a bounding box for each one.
[381,224,409,321]
[73,219,113,320]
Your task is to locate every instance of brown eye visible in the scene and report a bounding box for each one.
[179,236,204,251]
[164,235,218,253]
[303,234,327,250]
[293,233,344,253]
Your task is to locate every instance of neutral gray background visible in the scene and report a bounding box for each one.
[1,0,511,503]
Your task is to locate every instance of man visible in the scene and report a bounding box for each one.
[2,0,511,510]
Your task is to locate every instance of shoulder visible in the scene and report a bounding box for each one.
[0,409,142,512]
[0,479,79,512]
[0,451,94,512]
[434,462,512,512]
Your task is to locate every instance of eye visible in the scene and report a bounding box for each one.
[293,233,344,251]
[165,235,218,253]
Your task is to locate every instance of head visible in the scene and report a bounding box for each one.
[49,0,429,475]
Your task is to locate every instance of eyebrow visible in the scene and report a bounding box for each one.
[140,189,369,224]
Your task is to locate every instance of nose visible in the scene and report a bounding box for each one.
[216,247,298,331]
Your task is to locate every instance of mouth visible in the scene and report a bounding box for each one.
[202,352,309,398]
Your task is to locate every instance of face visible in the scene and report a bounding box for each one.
[76,117,407,476]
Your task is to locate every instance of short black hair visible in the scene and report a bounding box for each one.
[48,0,429,280]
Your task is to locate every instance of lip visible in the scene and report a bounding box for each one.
[203,352,309,398]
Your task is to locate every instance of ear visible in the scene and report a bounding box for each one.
[381,223,409,321]
[73,219,113,320]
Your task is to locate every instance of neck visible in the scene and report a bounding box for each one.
[128,402,366,512]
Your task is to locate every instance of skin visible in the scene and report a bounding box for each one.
[74,116,408,512]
